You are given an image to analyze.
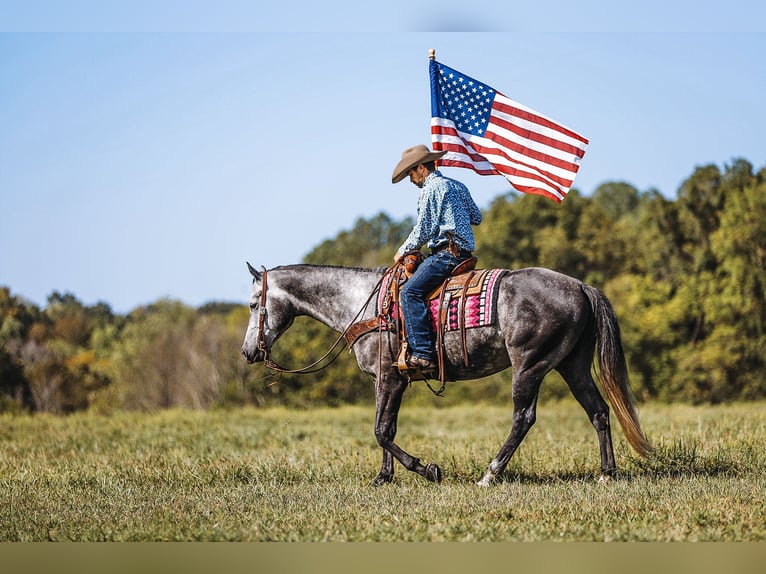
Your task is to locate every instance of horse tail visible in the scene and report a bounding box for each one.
[581,284,652,457]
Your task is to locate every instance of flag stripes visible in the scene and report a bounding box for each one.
[430,60,588,203]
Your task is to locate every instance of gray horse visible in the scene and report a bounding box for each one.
[241,263,651,486]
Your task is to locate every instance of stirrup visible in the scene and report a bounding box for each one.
[395,344,436,380]
[396,343,410,373]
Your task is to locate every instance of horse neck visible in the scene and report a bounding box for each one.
[270,265,382,332]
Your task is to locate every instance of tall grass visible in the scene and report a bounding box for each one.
[1,400,764,541]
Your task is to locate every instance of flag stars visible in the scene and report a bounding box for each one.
[434,63,496,137]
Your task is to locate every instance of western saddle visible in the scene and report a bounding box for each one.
[345,251,480,391]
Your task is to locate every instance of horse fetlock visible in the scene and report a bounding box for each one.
[372,473,394,487]
[599,466,616,481]
[478,460,502,486]
[477,470,496,487]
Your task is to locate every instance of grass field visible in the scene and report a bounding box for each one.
[1,399,765,541]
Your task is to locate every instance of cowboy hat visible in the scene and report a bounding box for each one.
[391,144,447,184]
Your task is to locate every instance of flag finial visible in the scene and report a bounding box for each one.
[428,49,435,61]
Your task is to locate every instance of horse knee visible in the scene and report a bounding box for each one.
[374,427,394,448]
[374,431,387,448]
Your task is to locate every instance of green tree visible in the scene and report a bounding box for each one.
[95,300,267,412]
[305,212,413,267]
[473,191,561,269]
[610,159,766,403]
[101,300,200,410]
[0,287,37,411]
[699,161,766,400]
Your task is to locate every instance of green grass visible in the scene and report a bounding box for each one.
[1,400,765,541]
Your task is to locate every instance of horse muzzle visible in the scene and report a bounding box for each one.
[241,347,267,364]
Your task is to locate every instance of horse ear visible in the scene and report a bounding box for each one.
[246,262,261,280]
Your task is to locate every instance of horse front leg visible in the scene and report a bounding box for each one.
[372,374,442,485]
[374,449,395,486]
[478,367,542,487]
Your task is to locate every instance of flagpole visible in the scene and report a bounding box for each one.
[429,48,435,61]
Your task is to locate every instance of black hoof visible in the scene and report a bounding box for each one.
[372,473,393,487]
[425,462,443,484]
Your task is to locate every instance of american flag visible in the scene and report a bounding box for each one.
[430,60,589,203]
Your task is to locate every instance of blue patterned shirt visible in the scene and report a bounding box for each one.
[396,170,483,258]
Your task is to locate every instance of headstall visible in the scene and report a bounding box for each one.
[256,267,269,358]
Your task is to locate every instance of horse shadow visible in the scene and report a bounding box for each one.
[447,440,742,485]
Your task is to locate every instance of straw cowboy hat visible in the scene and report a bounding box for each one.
[391,144,447,184]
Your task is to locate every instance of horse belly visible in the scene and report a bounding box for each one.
[442,327,511,381]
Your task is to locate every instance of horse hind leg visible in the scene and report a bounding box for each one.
[557,343,616,481]
[478,365,544,487]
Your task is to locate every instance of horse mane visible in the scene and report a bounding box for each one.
[271,263,385,275]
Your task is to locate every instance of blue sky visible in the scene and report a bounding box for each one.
[1,6,765,312]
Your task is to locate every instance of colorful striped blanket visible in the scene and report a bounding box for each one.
[378,268,507,332]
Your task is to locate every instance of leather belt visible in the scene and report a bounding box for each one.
[431,242,472,259]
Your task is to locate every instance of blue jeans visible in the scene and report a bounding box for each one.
[400,250,465,361]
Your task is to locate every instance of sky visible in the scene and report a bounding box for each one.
[1,3,765,313]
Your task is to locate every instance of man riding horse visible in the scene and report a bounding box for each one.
[392,144,483,372]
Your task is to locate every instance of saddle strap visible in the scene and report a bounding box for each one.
[434,269,475,380]
[457,271,475,367]
[436,281,448,383]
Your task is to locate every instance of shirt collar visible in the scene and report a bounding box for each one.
[424,170,442,185]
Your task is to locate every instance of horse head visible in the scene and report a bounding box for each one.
[241,262,294,364]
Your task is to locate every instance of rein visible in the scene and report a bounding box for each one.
[258,265,394,375]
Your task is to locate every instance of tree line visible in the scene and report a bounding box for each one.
[1,158,764,413]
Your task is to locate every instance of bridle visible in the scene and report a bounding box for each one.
[254,266,270,359]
